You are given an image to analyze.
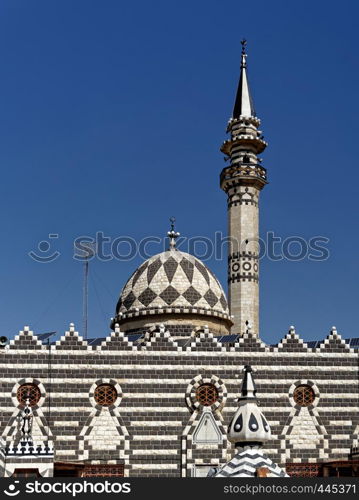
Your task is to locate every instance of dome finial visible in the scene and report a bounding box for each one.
[167,216,180,250]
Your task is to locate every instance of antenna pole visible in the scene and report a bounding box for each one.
[83,257,89,340]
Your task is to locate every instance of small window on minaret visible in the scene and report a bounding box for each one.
[243,155,250,164]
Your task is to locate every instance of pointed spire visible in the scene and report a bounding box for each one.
[240,365,257,400]
[167,216,180,250]
[228,365,271,447]
[232,39,256,118]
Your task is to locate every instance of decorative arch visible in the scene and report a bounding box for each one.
[288,379,320,408]
[78,379,130,476]
[88,379,123,409]
[279,379,328,464]
[11,378,46,409]
[3,379,52,450]
[182,375,228,477]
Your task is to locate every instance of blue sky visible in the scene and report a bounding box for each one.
[0,0,358,344]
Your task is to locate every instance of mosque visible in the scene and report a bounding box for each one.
[0,42,358,478]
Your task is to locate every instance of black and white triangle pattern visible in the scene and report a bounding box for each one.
[212,447,288,477]
[116,250,229,318]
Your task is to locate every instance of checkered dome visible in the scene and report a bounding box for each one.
[116,250,229,320]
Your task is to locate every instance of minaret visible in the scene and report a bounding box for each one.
[220,40,267,335]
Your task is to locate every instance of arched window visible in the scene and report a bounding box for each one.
[94,384,118,406]
[17,384,41,407]
[195,383,219,406]
[293,385,315,407]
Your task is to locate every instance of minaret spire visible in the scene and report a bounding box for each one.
[220,41,268,335]
[233,39,255,118]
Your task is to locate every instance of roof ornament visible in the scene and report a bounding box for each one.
[241,38,247,68]
[20,392,33,442]
[209,365,288,477]
[240,364,257,400]
[167,216,180,250]
[228,365,271,447]
[232,39,255,118]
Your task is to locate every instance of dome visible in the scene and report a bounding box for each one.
[113,249,231,331]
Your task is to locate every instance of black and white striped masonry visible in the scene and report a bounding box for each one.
[0,323,358,477]
[1,388,54,477]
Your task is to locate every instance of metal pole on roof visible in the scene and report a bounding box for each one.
[83,258,89,340]
[82,242,96,340]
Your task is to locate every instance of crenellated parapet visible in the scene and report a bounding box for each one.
[270,326,356,355]
[54,323,90,350]
[8,326,44,350]
[99,324,138,351]
[141,324,180,352]
[2,323,357,355]
[185,327,226,353]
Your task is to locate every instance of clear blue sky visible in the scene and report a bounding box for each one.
[1,0,358,344]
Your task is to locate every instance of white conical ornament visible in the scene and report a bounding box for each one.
[228,365,271,447]
[209,364,288,477]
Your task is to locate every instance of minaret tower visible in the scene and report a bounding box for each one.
[220,40,267,335]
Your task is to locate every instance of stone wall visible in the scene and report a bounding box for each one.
[0,324,357,477]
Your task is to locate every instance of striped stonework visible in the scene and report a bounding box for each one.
[0,324,358,477]
[212,447,288,477]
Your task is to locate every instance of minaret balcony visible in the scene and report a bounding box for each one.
[221,137,267,156]
[220,163,267,191]
[227,116,261,132]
